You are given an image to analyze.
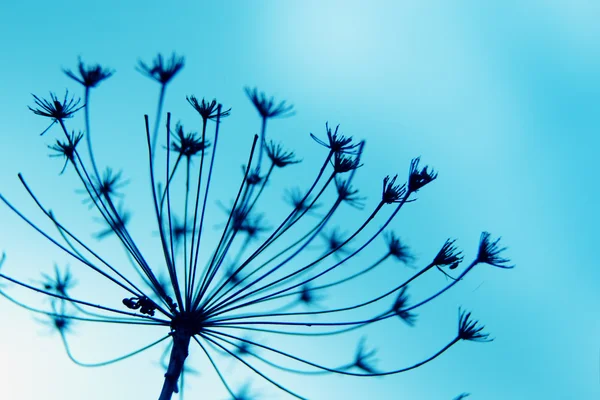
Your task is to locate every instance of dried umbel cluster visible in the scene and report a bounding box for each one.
[0,53,512,400]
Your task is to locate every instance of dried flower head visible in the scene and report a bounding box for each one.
[321,227,349,255]
[137,53,185,85]
[391,286,417,326]
[237,215,270,240]
[187,96,231,122]
[332,151,363,173]
[48,130,84,174]
[385,232,413,264]
[170,123,210,158]
[244,87,294,119]
[50,313,72,333]
[335,177,365,209]
[29,91,84,135]
[433,239,463,270]
[94,206,130,239]
[264,141,301,168]
[233,339,252,356]
[238,166,263,186]
[63,57,114,88]
[41,301,73,334]
[170,216,194,247]
[407,157,437,193]
[310,122,361,154]
[353,338,378,374]
[476,232,513,268]
[458,308,492,342]
[382,175,407,204]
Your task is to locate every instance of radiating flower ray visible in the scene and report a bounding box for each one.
[202,165,369,312]
[14,175,169,311]
[205,235,510,339]
[199,309,487,377]
[199,334,307,400]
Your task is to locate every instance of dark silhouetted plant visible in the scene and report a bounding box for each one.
[0,54,513,399]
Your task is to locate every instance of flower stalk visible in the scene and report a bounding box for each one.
[159,331,192,400]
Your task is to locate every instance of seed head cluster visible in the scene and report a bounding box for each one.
[0,53,512,400]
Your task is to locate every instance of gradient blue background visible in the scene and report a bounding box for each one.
[0,1,598,399]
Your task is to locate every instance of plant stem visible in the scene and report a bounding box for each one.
[159,332,191,400]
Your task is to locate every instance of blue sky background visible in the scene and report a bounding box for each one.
[0,1,598,399]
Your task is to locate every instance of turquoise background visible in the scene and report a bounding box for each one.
[0,1,598,399]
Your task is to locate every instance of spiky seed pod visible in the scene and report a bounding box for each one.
[332,152,362,173]
[92,168,129,201]
[353,338,378,374]
[284,187,318,213]
[40,265,76,296]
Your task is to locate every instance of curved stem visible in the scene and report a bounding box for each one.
[193,336,237,399]
[207,328,460,376]
[83,86,101,182]
[61,332,170,367]
[206,330,341,375]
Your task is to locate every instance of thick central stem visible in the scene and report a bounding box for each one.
[158,331,192,400]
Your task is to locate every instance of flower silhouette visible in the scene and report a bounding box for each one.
[28,91,84,135]
[0,53,513,400]
[63,57,114,88]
